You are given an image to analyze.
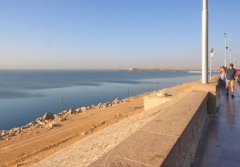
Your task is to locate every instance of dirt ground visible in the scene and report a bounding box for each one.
[0,80,198,167]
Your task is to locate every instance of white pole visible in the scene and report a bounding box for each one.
[224,33,227,66]
[234,55,236,68]
[202,0,208,84]
[238,59,239,69]
[210,56,212,79]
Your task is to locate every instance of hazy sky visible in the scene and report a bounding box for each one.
[0,0,240,69]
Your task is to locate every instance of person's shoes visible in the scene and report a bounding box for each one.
[226,93,229,96]
[231,94,235,98]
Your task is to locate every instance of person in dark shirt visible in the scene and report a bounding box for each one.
[226,63,236,97]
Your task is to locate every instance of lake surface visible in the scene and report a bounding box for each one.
[0,70,203,130]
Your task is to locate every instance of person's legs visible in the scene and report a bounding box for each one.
[226,80,230,95]
[231,80,235,97]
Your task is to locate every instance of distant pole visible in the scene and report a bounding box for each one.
[209,48,216,80]
[202,0,208,84]
[210,54,212,79]
[62,97,64,111]
[224,33,227,66]
[234,55,236,68]
[128,87,129,97]
[238,59,239,69]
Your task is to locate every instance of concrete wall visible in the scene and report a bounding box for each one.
[90,91,209,167]
[191,76,221,114]
[90,77,221,167]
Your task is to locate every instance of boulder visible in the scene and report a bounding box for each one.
[54,114,58,118]
[1,130,9,136]
[28,121,38,127]
[36,117,43,122]
[43,112,55,120]
[11,127,21,132]
[113,98,120,104]
[67,108,75,115]
[75,108,82,113]
[157,92,168,97]
[62,110,68,114]
[21,125,28,129]
[82,131,88,135]
[81,107,87,112]
[48,123,58,129]
[36,120,46,125]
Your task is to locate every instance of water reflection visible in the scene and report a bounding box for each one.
[225,98,237,129]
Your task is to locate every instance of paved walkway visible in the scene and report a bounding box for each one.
[194,85,240,167]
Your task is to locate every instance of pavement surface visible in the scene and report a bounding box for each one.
[194,84,240,167]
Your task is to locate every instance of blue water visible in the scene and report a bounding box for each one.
[0,70,202,130]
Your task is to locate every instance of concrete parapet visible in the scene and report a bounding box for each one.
[191,76,220,114]
[90,91,209,167]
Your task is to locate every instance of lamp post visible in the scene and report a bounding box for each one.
[202,0,208,84]
[224,33,227,66]
[238,58,239,70]
[210,48,216,80]
[234,55,236,68]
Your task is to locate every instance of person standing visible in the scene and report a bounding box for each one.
[220,66,226,87]
[226,63,236,97]
[236,69,240,84]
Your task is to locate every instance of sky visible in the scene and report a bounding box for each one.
[0,0,240,69]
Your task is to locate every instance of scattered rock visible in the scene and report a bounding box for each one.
[16,162,24,167]
[43,112,55,120]
[157,92,168,97]
[134,106,143,109]
[21,125,28,129]
[6,137,10,140]
[82,131,88,135]
[62,110,68,114]
[36,117,43,122]
[75,108,82,113]
[92,125,96,129]
[36,120,45,126]
[59,117,67,121]
[48,123,58,129]
[67,108,75,115]
[1,130,9,136]
[28,121,38,127]
[81,107,87,112]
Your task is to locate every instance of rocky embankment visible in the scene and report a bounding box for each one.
[0,94,151,141]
